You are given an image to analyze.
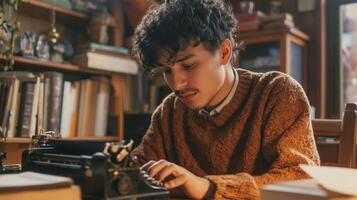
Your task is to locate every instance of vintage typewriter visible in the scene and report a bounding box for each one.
[21,131,169,200]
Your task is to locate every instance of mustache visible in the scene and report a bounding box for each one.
[174,88,199,96]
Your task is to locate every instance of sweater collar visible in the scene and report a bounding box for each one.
[198,68,239,116]
[198,68,253,127]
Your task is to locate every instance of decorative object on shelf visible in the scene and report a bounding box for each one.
[50,41,65,63]
[47,0,60,44]
[35,34,50,61]
[269,1,285,15]
[87,9,111,44]
[297,0,316,13]
[19,31,36,58]
[62,40,74,59]
[238,1,254,14]
[0,0,21,71]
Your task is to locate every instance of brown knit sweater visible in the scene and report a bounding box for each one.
[132,68,320,199]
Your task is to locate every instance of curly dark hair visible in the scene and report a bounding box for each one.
[131,0,239,72]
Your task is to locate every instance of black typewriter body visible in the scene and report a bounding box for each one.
[21,140,169,200]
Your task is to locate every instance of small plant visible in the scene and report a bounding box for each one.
[0,0,21,71]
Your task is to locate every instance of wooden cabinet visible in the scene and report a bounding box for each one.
[0,0,130,164]
[237,27,309,89]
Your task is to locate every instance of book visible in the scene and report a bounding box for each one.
[60,81,72,137]
[1,79,15,137]
[236,11,266,24]
[0,171,73,192]
[68,81,81,138]
[0,172,80,200]
[261,179,357,200]
[265,13,294,23]
[29,77,40,136]
[239,21,261,32]
[261,165,357,200]
[73,52,139,75]
[17,82,35,137]
[45,72,63,133]
[76,42,129,56]
[7,79,20,137]
[93,77,110,136]
[263,19,295,30]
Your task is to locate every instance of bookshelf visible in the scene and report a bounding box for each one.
[0,56,121,76]
[0,0,131,164]
[238,27,309,89]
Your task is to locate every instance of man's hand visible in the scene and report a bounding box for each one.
[141,159,213,199]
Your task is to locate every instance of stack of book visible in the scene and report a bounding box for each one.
[236,11,266,32]
[263,13,295,30]
[73,43,139,75]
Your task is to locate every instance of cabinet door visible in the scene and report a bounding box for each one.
[290,42,304,85]
[239,41,280,73]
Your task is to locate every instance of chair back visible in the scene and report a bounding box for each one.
[312,103,357,168]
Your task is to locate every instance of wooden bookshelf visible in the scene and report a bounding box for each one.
[19,0,89,28]
[1,0,127,164]
[0,56,125,76]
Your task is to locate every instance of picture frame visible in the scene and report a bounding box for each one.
[297,0,316,13]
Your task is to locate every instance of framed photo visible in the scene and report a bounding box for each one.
[297,0,316,13]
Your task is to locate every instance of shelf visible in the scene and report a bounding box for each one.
[19,0,89,28]
[0,56,124,76]
[239,27,310,41]
[1,136,120,144]
[1,138,31,144]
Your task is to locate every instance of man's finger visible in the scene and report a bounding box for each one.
[140,160,156,171]
[148,159,169,178]
[157,163,177,181]
[164,174,187,189]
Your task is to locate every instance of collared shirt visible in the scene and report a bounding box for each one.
[199,68,239,116]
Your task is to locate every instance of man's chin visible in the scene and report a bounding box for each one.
[181,100,204,110]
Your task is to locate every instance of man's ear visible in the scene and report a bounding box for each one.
[219,39,232,65]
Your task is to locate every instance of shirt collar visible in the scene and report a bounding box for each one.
[199,68,239,116]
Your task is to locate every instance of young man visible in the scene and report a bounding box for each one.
[131,0,320,199]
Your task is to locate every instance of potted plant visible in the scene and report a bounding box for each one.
[0,0,21,71]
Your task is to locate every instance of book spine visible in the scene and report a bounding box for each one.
[17,82,35,137]
[46,72,63,133]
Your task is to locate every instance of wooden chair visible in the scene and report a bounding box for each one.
[312,103,357,168]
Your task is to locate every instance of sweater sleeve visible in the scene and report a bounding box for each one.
[205,75,320,199]
[131,104,167,164]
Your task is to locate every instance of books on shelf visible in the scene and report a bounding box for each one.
[73,43,138,75]
[263,13,295,30]
[236,11,266,24]
[0,71,113,139]
[236,11,266,32]
[76,43,129,56]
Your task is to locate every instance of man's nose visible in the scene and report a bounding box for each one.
[171,69,188,91]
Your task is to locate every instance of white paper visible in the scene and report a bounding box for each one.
[300,164,357,196]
